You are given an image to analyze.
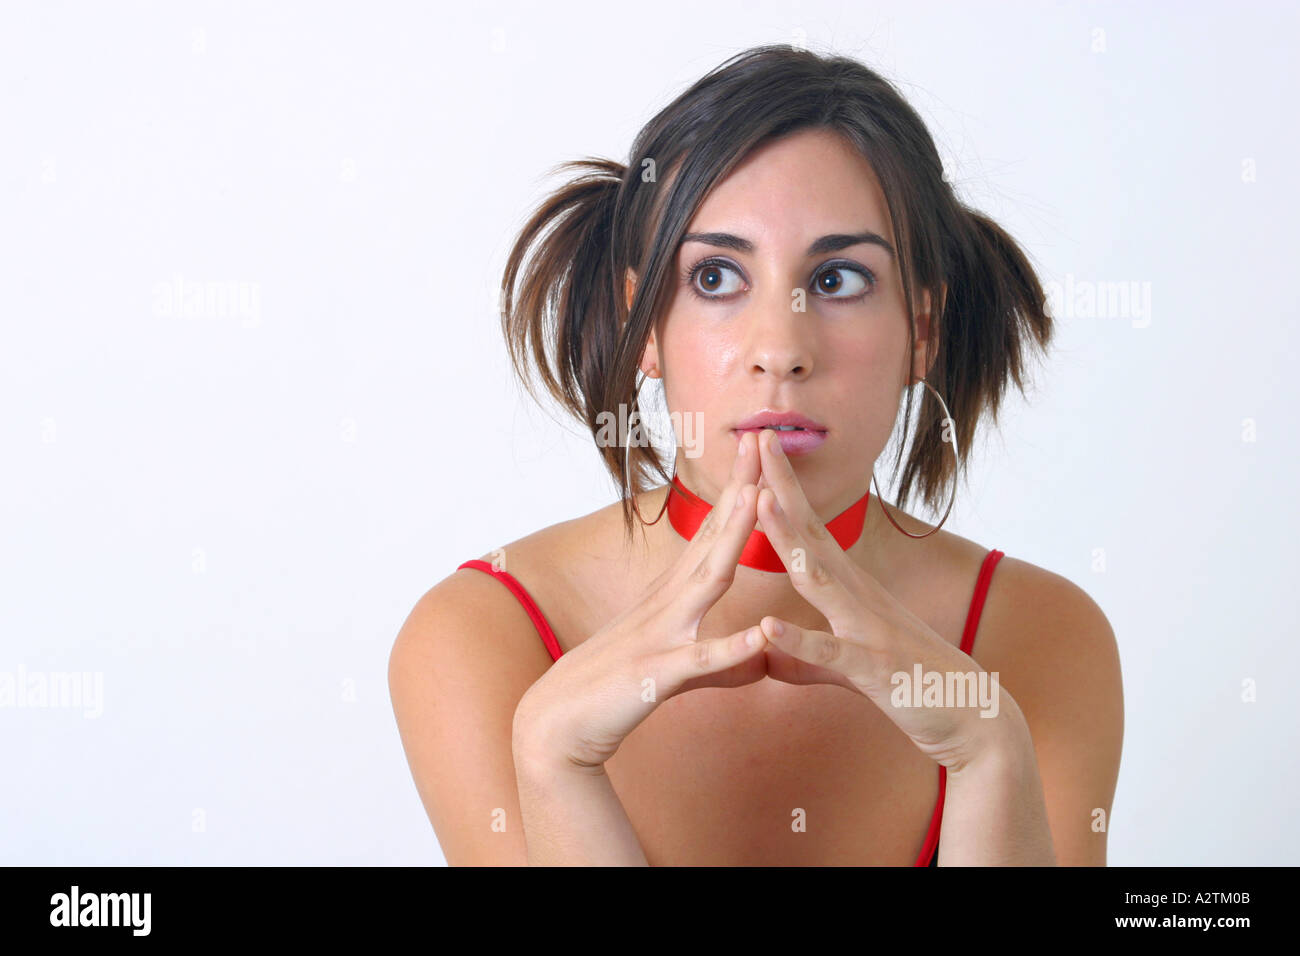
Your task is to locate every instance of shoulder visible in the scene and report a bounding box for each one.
[387,511,616,865]
[976,555,1121,695]
[972,553,1124,863]
[386,524,574,833]
[463,493,626,575]
[464,500,618,594]
[408,500,622,662]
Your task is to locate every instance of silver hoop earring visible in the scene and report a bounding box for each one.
[870,378,959,539]
[623,369,673,526]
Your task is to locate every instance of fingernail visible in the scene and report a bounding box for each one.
[765,618,784,637]
[768,431,783,455]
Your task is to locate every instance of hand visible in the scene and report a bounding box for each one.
[751,429,1015,770]
[513,431,769,772]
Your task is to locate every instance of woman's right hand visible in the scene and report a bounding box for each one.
[513,430,766,772]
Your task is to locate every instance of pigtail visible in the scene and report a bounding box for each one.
[500,158,627,432]
[893,205,1055,515]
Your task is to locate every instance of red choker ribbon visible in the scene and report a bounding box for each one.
[666,474,871,572]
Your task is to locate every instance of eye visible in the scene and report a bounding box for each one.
[679,257,877,303]
[813,262,876,300]
[682,258,746,300]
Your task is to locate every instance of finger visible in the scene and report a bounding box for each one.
[756,485,859,630]
[635,484,741,634]
[761,639,852,689]
[759,615,868,689]
[674,429,756,565]
[668,479,759,628]
[732,427,762,487]
[660,432,760,619]
[755,428,859,582]
[654,624,768,695]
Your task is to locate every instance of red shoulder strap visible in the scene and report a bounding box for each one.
[960,549,1004,656]
[915,547,1006,867]
[457,559,563,662]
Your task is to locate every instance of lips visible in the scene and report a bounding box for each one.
[731,410,828,432]
[731,409,829,456]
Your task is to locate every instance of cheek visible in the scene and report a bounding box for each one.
[659,323,739,414]
[833,333,903,388]
[823,331,908,443]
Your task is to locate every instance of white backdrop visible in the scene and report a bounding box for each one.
[3,1,1296,866]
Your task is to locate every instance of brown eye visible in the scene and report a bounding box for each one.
[814,264,874,299]
[683,258,745,300]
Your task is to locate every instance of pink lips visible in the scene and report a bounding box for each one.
[733,426,828,455]
[731,410,829,456]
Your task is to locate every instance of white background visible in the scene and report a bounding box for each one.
[3,1,1296,865]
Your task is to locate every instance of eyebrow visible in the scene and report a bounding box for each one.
[678,230,896,259]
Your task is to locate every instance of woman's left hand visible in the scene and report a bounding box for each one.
[752,429,1022,772]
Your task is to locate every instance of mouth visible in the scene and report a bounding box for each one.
[731,412,829,456]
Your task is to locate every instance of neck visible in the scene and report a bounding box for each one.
[667,472,871,572]
[641,462,898,619]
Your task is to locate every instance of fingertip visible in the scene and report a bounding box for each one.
[762,616,785,638]
[736,429,758,464]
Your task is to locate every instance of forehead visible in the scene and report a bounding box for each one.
[681,128,892,249]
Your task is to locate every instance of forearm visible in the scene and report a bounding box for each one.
[937,690,1057,866]
[512,738,650,866]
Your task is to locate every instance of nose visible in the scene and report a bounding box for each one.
[743,296,815,381]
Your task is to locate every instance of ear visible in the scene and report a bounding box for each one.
[909,285,944,385]
[640,328,661,379]
[624,268,637,312]
[626,268,661,378]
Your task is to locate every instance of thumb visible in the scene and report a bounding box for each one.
[760,616,856,691]
[655,625,768,696]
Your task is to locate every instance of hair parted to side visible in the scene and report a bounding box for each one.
[500,43,1054,543]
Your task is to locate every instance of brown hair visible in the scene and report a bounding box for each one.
[500,44,1053,542]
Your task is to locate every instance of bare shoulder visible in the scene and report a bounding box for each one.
[385,505,620,864]
[388,503,614,692]
[964,550,1124,863]
[892,500,1117,669]
[443,498,629,655]
[460,501,618,587]
[974,553,1122,693]
[386,520,583,746]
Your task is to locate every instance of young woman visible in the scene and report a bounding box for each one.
[390,44,1123,866]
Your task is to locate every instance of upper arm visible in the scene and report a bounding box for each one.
[387,569,555,865]
[981,559,1124,866]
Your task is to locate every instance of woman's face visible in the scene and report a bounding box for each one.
[635,127,938,519]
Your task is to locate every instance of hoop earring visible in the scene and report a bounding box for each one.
[623,368,674,526]
[870,378,959,539]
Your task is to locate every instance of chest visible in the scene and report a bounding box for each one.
[547,555,968,864]
[602,675,942,864]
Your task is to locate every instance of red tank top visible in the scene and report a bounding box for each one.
[457,547,1005,867]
